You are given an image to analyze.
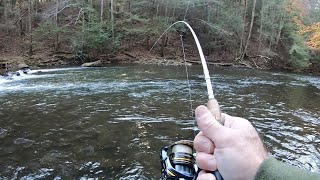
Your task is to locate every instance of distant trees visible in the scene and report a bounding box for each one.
[300,22,320,52]
[0,0,319,68]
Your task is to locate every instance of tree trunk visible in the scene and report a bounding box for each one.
[275,11,285,47]
[100,0,104,22]
[206,3,210,22]
[238,0,248,57]
[82,7,85,53]
[18,2,23,36]
[184,1,190,20]
[55,0,59,51]
[28,0,33,56]
[128,0,132,15]
[156,2,160,17]
[164,2,168,22]
[110,0,114,41]
[241,0,257,60]
[258,0,264,51]
[4,0,9,34]
[34,0,38,15]
[215,2,219,20]
[172,6,176,18]
[160,36,166,57]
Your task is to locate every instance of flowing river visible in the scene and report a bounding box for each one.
[0,65,319,179]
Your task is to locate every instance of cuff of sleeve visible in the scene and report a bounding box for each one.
[254,157,278,180]
[254,157,320,180]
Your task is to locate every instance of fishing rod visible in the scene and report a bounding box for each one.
[150,21,223,180]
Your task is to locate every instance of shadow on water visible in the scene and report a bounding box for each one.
[0,65,319,179]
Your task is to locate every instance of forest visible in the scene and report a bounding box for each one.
[0,1,320,178]
[0,0,319,73]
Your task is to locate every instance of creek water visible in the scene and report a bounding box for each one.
[0,65,319,179]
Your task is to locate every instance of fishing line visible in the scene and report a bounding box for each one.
[179,34,196,138]
[150,20,218,137]
[150,21,215,100]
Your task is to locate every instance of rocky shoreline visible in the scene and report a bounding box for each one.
[1,54,319,76]
[0,55,194,75]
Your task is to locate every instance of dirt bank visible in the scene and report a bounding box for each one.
[0,27,319,75]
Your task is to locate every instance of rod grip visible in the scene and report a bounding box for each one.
[212,170,223,180]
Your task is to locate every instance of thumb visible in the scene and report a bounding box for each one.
[207,99,223,124]
[195,105,229,145]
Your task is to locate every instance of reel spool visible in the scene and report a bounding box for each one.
[160,140,198,179]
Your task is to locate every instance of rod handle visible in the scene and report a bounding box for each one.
[212,170,223,180]
[195,169,224,180]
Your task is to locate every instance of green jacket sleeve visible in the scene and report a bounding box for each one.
[254,158,320,180]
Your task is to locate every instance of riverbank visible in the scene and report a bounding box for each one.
[1,50,320,76]
[1,28,319,76]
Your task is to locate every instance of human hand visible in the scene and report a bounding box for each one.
[194,101,268,180]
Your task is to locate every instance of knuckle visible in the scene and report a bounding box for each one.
[202,119,218,134]
[196,153,217,171]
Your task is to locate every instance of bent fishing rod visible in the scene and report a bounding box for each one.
[150,21,223,180]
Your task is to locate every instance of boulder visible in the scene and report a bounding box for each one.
[18,63,29,70]
[81,60,103,67]
[14,138,35,148]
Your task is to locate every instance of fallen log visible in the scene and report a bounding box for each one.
[185,60,234,67]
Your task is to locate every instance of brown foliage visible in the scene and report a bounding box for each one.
[299,22,320,52]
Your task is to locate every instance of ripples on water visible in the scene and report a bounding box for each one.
[0,65,319,179]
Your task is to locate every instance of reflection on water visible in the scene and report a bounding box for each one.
[0,65,319,179]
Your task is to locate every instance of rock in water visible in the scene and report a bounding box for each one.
[18,63,30,70]
[14,138,35,148]
[81,60,103,67]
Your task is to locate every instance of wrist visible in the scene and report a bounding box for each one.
[252,155,269,179]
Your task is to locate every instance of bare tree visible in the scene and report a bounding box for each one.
[275,10,285,47]
[238,0,248,57]
[100,0,104,22]
[111,0,114,41]
[18,0,24,36]
[258,0,264,51]
[4,0,9,34]
[241,0,257,60]
[28,0,33,56]
[128,0,132,15]
[55,0,59,51]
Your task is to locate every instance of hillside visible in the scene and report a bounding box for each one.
[0,0,319,74]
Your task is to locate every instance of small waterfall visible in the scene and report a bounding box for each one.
[0,69,31,84]
[0,75,7,85]
[0,67,85,94]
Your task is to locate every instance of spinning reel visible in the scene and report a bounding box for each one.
[161,140,197,179]
[160,140,223,180]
